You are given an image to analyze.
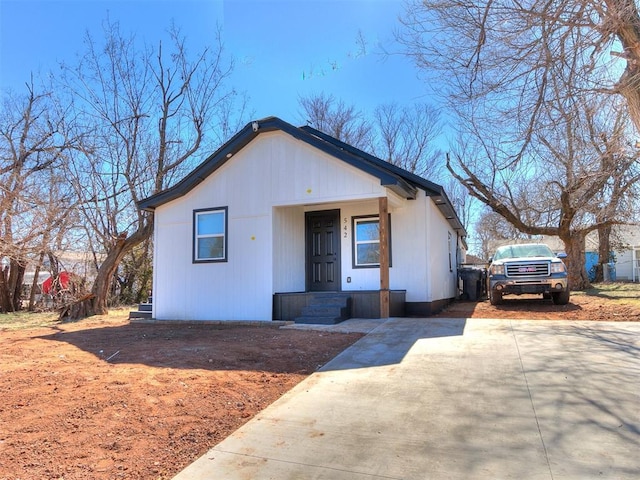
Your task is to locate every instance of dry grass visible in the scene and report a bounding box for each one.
[0,306,133,331]
[573,282,640,307]
[2,284,639,330]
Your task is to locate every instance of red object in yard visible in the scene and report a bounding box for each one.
[42,271,70,294]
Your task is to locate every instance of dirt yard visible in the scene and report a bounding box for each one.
[436,288,640,321]
[1,286,638,480]
[0,317,362,480]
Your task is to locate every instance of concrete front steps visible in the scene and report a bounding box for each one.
[128,300,152,320]
[294,293,352,325]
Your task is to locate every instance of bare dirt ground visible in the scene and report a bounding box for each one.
[0,316,362,480]
[2,285,638,480]
[436,289,640,321]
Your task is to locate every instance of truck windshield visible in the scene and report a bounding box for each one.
[493,244,555,261]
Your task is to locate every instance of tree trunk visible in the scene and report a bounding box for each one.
[0,265,12,313]
[606,0,640,134]
[28,252,45,311]
[561,232,591,290]
[595,224,612,283]
[82,220,153,319]
[0,261,26,313]
[90,242,130,316]
[7,260,25,311]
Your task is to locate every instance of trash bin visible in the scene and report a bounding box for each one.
[604,262,617,282]
[458,267,484,301]
[603,263,611,282]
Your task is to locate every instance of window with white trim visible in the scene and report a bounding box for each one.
[193,207,227,262]
[352,215,391,268]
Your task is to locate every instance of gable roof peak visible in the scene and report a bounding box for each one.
[137,116,466,236]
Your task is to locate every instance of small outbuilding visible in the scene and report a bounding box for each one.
[138,117,466,323]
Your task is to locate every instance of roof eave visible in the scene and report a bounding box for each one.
[381,179,418,199]
[137,118,464,241]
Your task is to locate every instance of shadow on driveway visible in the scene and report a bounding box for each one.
[321,317,466,371]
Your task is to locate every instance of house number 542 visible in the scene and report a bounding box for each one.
[343,218,348,238]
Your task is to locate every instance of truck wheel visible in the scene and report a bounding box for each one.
[552,288,570,305]
[489,290,503,306]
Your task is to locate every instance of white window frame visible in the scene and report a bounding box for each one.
[193,207,227,263]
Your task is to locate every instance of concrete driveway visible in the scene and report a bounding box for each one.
[173,318,640,479]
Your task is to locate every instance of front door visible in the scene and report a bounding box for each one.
[306,210,341,291]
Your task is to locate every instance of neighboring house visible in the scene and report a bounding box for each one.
[138,117,467,322]
[541,229,640,282]
[21,250,98,307]
[609,226,640,282]
[511,227,640,283]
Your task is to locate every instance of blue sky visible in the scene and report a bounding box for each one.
[0,0,432,123]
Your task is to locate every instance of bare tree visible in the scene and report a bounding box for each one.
[117,239,153,305]
[400,0,640,134]
[59,20,243,316]
[447,94,640,289]
[371,103,444,179]
[590,114,640,281]
[0,83,77,312]
[298,95,448,179]
[298,93,372,149]
[399,0,640,288]
[474,209,541,261]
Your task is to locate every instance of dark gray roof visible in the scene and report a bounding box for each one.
[138,116,466,235]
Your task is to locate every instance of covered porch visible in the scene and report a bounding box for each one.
[272,196,398,323]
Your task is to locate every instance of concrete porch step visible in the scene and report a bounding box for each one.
[294,293,352,325]
[138,303,152,312]
[300,304,349,317]
[294,315,346,325]
[129,302,152,320]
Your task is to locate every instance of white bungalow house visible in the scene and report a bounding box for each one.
[138,117,467,323]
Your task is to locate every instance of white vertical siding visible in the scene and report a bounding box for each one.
[389,192,431,302]
[152,130,464,320]
[332,190,462,304]
[338,200,382,291]
[337,197,432,302]
[426,200,460,301]
[273,206,305,292]
[615,248,636,281]
[153,212,272,320]
[153,221,192,320]
[153,131,389,321]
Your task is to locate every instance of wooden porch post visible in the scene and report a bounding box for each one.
[379,196,390,318]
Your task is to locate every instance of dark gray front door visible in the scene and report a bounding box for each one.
[306,210,341,291]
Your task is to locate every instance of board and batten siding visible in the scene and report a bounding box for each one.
[152,131,391,321]
[426,198,460,301]
[272,205,305,293]
[335,191,458,303]
[335,195,431,302]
